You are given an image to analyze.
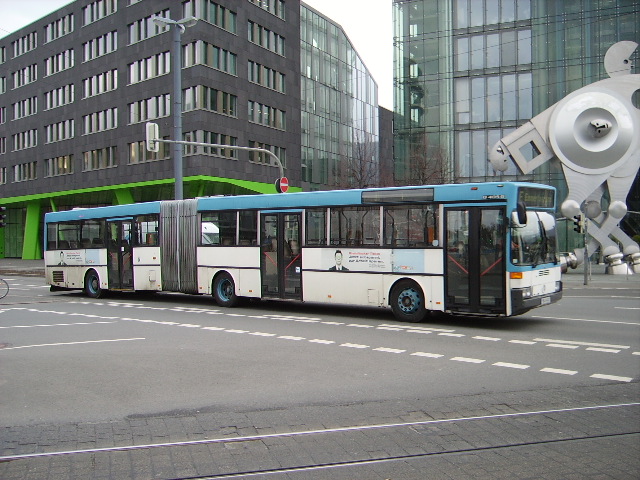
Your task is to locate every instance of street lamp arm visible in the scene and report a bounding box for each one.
[158,139,285,179]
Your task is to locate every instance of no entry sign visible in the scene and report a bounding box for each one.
[275,176,289,193]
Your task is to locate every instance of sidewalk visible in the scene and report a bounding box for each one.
[0,258,638,288]
[0,259,45,277]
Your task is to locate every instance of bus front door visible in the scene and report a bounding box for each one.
[107,219,134,290]
[445,207,505,314]
[260,213,302,300]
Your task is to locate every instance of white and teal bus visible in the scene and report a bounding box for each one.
[44,182,562,322]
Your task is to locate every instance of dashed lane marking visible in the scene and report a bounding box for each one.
[540,368,578,376]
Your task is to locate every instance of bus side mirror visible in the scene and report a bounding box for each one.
[516,201,527,225]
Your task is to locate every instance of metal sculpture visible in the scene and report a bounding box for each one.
[489,41,640,273]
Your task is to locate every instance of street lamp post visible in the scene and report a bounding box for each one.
[151,15,197,200]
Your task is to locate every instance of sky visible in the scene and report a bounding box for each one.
[0,0,394,109]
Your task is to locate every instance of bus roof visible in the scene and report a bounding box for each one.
[44,182,555,222]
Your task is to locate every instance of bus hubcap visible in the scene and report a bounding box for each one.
[398,288,420,313]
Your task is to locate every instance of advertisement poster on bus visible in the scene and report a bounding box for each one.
[323,249,425,273]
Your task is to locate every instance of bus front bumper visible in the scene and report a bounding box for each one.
[511,284,562,315]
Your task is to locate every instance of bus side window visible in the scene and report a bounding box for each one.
[305,209,326,246]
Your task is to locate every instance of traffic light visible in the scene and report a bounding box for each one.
[573,214,584,234]
[0,206,6,228]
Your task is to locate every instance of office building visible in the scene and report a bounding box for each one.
[0,0,383,258]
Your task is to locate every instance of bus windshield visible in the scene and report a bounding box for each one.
[511,211,558,266]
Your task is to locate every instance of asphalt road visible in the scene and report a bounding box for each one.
[1,274,639,479]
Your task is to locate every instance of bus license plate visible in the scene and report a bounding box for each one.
[541,296,551,305]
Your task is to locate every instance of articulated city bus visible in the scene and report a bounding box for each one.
[44,182,562,322]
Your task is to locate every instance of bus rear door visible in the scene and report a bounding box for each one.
[260,212,302,300]
[444,207,506,314]
[107,219,134,290]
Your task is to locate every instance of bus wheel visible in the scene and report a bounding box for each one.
[84,269,105,298]
[390,280,427,323]
[213,272,240,307]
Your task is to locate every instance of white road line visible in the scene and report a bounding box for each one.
[493,362,529,369]
[509,340,537,345]
[615,307,640,310]
[473,336,501,341]
[531,315,640,326]
[1,338,145,350]
[225,329,248,334]
[376,326,403,331]
[586,347,621,353]
[202,327,225,331]
[451,356,485,364]
[308,339,335,344]
[439,333,465,337]
[411,352,444,358]
[533,338,630,349]
[590,374,633,383]
[340,343,369,349]
[406,329,433,334]
[348,324,374,328]
[0,321,116,329]
[250,332,277,337]
[540,368,577,375]
[321,321,344,325]
[278,335,305,341]
[373,347,406,354]
[546,343,579,349]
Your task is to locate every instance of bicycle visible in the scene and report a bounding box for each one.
[0,278,8,299]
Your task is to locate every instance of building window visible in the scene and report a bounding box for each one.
[183,41,237,75]
[183,0,237,33]
[12,129,37,151]
[44,14,74,43]
[12,96,38,120]
[0,77,4,94]
[183,130,238,158]
[12,64,37,89]
[0,138,5,155]
[129,138,170,164]
[128,51,170,84]
[82,31,117,62]
[82,0,117,26]
[82,69,118,98]
[44,84,74,110]
[128,9,170,44]
[13,161,37,182]
[45,120,75,143]
[0,46,5,64]
[11,31,37,58]
[183,85,237,117]
[248,100,286,130]
[0,107,5,124]
[248,20,285,56]
[248,60,285,93]
[0,167,6,184]
[45,155,74,177]
[128,95,170,124]
[83,108,118,134]
[247,0,285,20]
[83,146,117,171]
[248,140,285,166]
[44,49,75,76]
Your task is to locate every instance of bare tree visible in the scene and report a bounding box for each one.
[405,133,455,186]
[332,129,380,189]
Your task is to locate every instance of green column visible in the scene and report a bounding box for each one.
[114,188,134,205]
[22,201,42,260]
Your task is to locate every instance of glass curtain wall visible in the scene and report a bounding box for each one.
[301,4,379,190]
[393,0,639,191]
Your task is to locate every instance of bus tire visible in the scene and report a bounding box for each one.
[390,280,427,323]
[213,272,240,307]
[84,269,105,298]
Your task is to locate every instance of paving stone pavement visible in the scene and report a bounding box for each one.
[1,382,638,479]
